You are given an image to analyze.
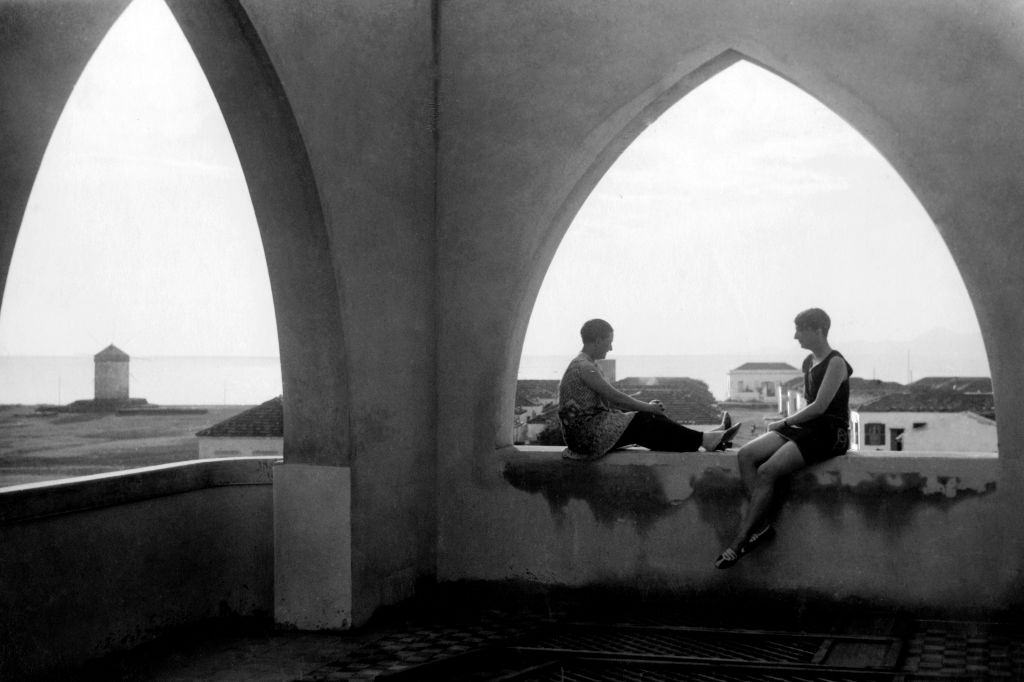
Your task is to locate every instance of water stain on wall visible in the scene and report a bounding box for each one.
[502,460,680,534]
[503,457,996,543]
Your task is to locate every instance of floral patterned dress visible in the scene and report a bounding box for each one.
[557,353,636,460]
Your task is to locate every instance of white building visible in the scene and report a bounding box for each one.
[851,392,996,453]
[727,362,801,403]
[195,396,284,458]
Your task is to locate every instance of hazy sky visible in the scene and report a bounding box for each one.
[0,0,986,377]
[523,60,984,363]
[0,0,277,357]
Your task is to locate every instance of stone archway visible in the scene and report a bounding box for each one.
[165,0,350,467]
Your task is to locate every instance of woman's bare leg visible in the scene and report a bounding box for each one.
[728,441,806,551]
[736,432,787,495]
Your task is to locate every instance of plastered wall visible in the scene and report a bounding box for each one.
[435,0,1024,606]
[5,0,1024,635]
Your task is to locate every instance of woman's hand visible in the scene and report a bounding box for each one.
[767,419,786,431]
[647,400,666,415]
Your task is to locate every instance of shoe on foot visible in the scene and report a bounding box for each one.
[711,422,742,451]
[715,525,776,568]
[744,524,776,552]
[715,546,742,569]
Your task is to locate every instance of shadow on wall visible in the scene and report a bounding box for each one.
[502,456,997,545]
[502,459,747,538]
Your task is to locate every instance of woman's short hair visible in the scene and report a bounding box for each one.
[580,319,614,343]
[794,308,831,336]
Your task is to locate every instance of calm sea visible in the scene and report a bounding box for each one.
[519,354,792,399]
[0,350,987,405]
[0,356,283,406]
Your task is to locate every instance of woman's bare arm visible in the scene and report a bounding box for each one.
[769,356,846,429]
[579,364,663,414]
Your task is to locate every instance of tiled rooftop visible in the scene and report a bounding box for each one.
[195,396,283,438]
[857,390,996,415]
[515,380,560,406]
[624,388,723,424]
[616,377,710,390]
[731,362,798,372]
[909,376,993,394]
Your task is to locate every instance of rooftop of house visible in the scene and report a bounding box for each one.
[526,402,560,424]
[623,388,723,425]
[781,376,803,390]
[856,390,995,417]
[616,376,706,389]
[94,344,129,361]
[195,396,283,438]
[515,379,560,406]
[848,377,907,409]
[909,376,992,394]
[730,362,799,372]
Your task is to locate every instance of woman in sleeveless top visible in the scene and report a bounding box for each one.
[558,319,741,461]
[715,308,853,569]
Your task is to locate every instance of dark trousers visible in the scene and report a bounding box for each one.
[613,412,704,452]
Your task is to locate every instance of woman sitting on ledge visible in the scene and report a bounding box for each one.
[715,307,853,569]
[558,319,741,462]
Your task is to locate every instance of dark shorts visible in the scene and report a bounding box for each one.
[776,420,849,464]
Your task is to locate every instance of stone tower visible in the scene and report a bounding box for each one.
[94,344,129,401]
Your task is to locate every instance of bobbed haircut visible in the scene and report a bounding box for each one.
[580,318,614,343]
[794,308,831,336]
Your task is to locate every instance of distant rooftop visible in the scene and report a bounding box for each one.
[617,377,710,389]
[857,390,995,416]
[909,376,992,394]
[94,344,129,361]
[196,396,283,438]
[730,362,798,372]
[515,379,559,406]
[781,376,803,390]
[623,388,723,425]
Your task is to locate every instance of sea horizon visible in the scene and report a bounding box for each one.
[1,347,991,405]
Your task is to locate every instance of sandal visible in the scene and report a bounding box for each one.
[714,525,776,569]
[711,422,742,451]
[745,524,776,552]
[714,546,742,569]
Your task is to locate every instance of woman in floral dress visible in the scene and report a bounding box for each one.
[557,319,740,461]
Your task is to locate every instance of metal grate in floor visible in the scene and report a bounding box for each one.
[492,660,900,682]
[514,624,901,669]
[375,623,903,681]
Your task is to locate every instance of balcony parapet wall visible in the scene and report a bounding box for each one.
[0,458,278,679]
[440,447,1009,613]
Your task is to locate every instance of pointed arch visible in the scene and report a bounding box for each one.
[506,47,994,450]
[159,0,351,466]
[0,0,350,465]
[0,0,132,305]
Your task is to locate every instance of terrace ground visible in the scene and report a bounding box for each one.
[0,404,250,487]
[74,585,1024,680]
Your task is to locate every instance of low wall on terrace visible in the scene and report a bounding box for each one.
[0,458,277,679]
[440,448,1014,613]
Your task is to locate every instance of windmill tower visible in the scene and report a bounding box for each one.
[94,344,130,401]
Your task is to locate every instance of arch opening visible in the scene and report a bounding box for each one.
[0,0,284,485]
[514,59,993,456]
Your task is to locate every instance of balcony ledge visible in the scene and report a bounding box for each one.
[500,446,997,500]
[0,456,280,525]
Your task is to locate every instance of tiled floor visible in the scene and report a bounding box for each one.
[71,593,1024,681]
